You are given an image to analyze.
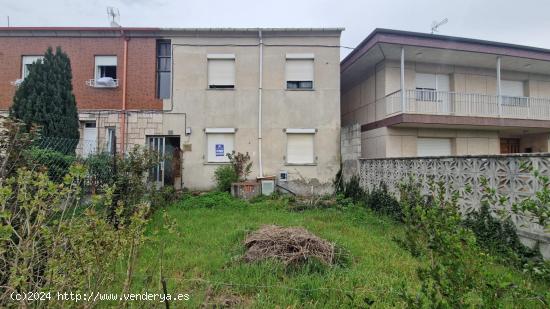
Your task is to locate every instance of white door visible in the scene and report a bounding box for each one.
[82,122,97,157]
[417,138,452,157]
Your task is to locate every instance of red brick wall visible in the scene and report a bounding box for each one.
[0,36,162,110]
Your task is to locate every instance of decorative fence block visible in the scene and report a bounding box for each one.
[359,154,550,241]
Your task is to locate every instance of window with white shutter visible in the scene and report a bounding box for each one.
[286,129,315,164]
[207,54,235,89]
[206,128,235,163]
[94,56,117,80]
[417,138,452,157]
[501,80,526,106]
[286,54,314,89]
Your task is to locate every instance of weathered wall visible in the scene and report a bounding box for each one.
[170,33,341,193]
[340,123,361,181]
[356,154,550,259]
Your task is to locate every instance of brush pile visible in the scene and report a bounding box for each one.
[243,225,335,266]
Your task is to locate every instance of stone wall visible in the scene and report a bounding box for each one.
[355,154,550,259]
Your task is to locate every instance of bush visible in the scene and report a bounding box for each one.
[214,165,238,192]
[366,183,402,221]
[85,152,115,191]
[25,146,75,182]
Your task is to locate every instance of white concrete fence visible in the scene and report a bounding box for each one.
[350,154,550,259]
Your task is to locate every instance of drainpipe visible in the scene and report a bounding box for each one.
[258,30,264,178]
[496,56,502,117]
[400,47,405,113]
[120,32,129,154]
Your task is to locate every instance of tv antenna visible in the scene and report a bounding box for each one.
[431,18,448,34]
[107,7,121,27]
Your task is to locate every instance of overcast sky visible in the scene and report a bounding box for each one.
[3,0,550,58]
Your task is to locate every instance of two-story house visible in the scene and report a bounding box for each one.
[0,27,343,193]
[341,29,550,159]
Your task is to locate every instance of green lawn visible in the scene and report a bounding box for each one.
[123,192,549,308]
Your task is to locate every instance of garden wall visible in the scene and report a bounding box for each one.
[353,154,550,259]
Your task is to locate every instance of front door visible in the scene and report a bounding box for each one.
[147,136,181,187]
[500,138,520,154]
[82,121,97,157]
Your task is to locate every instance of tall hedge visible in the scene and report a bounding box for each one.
[10,46,79,153]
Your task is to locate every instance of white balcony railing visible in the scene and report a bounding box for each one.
[384,89,550,121]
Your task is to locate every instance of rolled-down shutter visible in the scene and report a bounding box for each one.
[95,56,117,66]
[208,59,235,86]
[285,59,314,82]
[207,133,235,162]
[417,138,452,157]
[287,133,314,164]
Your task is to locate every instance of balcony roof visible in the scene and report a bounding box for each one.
[342,28,550,89]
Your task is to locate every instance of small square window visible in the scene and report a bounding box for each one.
[205,129,236,163]
[285,57,314,90]
[286,130,315,164]
[92,56,118,87]
[207,55,235,89]
[21,56,44,79]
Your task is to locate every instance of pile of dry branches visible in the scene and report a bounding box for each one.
[243,225,335,266]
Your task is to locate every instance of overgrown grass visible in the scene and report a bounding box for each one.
[121,192,550,308]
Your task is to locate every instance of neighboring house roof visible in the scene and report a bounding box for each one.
[342,28,550,73]
[0,27,344,38]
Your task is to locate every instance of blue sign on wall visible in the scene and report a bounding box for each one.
[215,144,224,156]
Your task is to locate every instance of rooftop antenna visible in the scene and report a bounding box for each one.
[431,18,448,34]
[107,7,121,27]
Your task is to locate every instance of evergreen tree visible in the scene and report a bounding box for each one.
[10,46,79,153]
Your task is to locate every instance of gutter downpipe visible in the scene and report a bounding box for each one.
[258,30,264,178]
[120,31,129,154]
[400,47,405,113]
[497,56,502,117]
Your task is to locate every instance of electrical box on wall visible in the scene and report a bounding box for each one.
[185,127,192,135]
[279,170,288,182]
[261,180,275,195]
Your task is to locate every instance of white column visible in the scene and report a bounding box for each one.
[497,56,502,117]
[400,47,405,113]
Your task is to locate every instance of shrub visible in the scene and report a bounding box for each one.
[85,152,115,191]
[366,182,401,221]
[24,146,75,182]
[227,151,252,181]
[214,165,238,192]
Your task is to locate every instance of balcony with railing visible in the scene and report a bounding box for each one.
[384,89,550,121]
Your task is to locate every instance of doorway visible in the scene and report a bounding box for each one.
[147,136,181,187]
[82,121,97,157]
[500,138,520,154]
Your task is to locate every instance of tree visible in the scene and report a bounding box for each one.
[10,46,79,153]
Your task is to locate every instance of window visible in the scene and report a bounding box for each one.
[106,127,116,154]
[21,56,44,78]
[156,40,171,99]
[501,80,526,106]
[95,56,117,79]
[417,138,452,157]
[285,54,314,89]
[286,129,316,164]
[207,54,235,89]
[205,128,235,163]
[415,73,450,101]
